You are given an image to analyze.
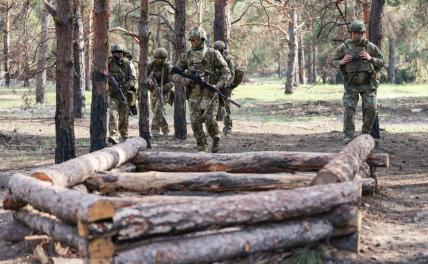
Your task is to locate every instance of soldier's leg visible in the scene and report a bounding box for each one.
[118,103,129,140]
[223,100,232,136]
[361,90,377,134]
[159,94,169,135]
[204,97,221,153]
[150,91,161,135]
[189,100,207,151]
[342,89,359,141]
[108,97,121,144]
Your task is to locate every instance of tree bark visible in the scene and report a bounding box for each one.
[90,0,109,152]
[138,0,151,148]
[173,0,187,140]
[114,218,335,263]
[2,0,10,86]
[311,134,375,185]
[363,0,371,38]
[85,171,314,193]
[214,0,231,48]
[368,0,385,48]
[298,31,305,85]
[112,181,359,240]
[285,8,297,93]
[22,3,31,88]
[132,151,388,173]
[32,137,147,187]
[52,0,78,163]
[84,2,93,91]
[36,10,50,104]
[312,44,317,82]
[387,36,396,83]
[74,3,86,118]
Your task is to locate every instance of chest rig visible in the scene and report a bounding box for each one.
[344,40,374,86]
[109,59,127,86]
[186,46,210,80]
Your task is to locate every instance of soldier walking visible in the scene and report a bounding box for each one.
[331,21,384,144]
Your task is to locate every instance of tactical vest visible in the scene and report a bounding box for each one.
[186,45,209,74]
[344,40,374,86]
[109,58,128,87]
[149,63,170,86]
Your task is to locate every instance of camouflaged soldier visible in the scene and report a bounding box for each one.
[173,27,231,152]
[108,44,137,144]
[332,21,384,144]
[147,48,174,136]
[213,40,236,137]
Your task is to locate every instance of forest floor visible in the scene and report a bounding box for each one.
[0,81,427,263]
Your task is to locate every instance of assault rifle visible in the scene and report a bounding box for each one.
[171,66,241,108]
[108,74,134,116]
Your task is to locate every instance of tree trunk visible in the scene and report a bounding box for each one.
[85,171,314,193]
[84,2,93,91]
[312,44,317,82]
[132,151,388,173]
[74,4,86,118]
[115,218,334,263]
[312,134,375,185]
[214,0,231,48]
[362,0,371,38]
[23,3,31,88]
[387,36,396,83]
[53,0,78,163]
[138,0,151,148]
[112,181,359,240]
[32,137,147,187]
[3,0,10,86]
[285,8,297,93]
[155,5,162,47]
[90,0,109,152]
[36,10,49,104]
[173,0,187,140]
[298,31,305,85]
[368,0,385,48]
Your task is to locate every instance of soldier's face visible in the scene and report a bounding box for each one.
[190,38,202,49]
[113,52,123,60]
[351,32,363,41]
[155,58,166,65]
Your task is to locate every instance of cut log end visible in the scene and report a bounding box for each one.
[88,237,115,258]
[3,192,27,211]
[32,172,54,183]
[83,200,116,223]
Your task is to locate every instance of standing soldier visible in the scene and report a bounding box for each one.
[107,44,137,144]
[147,48,174,136]
[173,27,231,152]
[332,21,384,144]
[213,40,236,137]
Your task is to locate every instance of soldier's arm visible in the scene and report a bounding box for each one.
[331,44,346,70]
[227,57,236,88]
[163,64,174,93]
[368,43,384,69]
[125,61,137,90]
[213,50,231,89]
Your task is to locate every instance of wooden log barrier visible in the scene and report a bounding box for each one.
[32,137,147,187]
[132,150,388,173]
[312,134,376,185]
[107,181,359,241]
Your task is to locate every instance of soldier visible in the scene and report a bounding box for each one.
[173,27,231,152]
[107,44,137,144]
[147,48,174,136]
[332,21,384,144]
[213,40,236,137]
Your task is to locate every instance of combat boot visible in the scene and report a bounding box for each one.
[152,130,160,137]
[162,127,170,136]
[197,144,208,152]
[211,137,220,153]
[108,136,120,145]
[223,128,232,138]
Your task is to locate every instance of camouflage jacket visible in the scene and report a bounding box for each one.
[147,61,174,93]
[223,53,236,89]
[176,44,231,89]
[108,57,137,94]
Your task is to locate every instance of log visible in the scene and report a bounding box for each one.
[32,137,146,187]
[4,173,210,224]
[14,206,86,254]
[311,135,375,185]
[0,221,32,242]
[115,218,334,264]
[111,181,359,241]
[109,162,137,173]
[132,151,388,173]
[85,171,314,193]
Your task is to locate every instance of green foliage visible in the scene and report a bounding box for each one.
[283,248,323,264]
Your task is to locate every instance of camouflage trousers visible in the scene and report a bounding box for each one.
[343,85,377,138]
[150,91,169,134]
[223,99,232,134]
[189,93,221,151]
[108,96,129,142]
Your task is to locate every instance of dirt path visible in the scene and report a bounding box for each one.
[1,98,427,263]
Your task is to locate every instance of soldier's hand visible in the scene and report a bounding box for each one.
[360,51,372,61]
[340,54,353,65]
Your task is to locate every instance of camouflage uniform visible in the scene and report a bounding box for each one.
[147,48,174,136]
[332,21,384,142]
[213,40,236,136]
[108,44,137,144]
[174,27,231,152]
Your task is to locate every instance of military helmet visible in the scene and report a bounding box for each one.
[111,44,125,53]
[153,47,168,58]
[349,21,366,33]
[213,40,226,51]
[188,27,207,41]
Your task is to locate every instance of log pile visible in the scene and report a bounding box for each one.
[2,135,388,263]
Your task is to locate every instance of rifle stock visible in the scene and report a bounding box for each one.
[108,74,133,116]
